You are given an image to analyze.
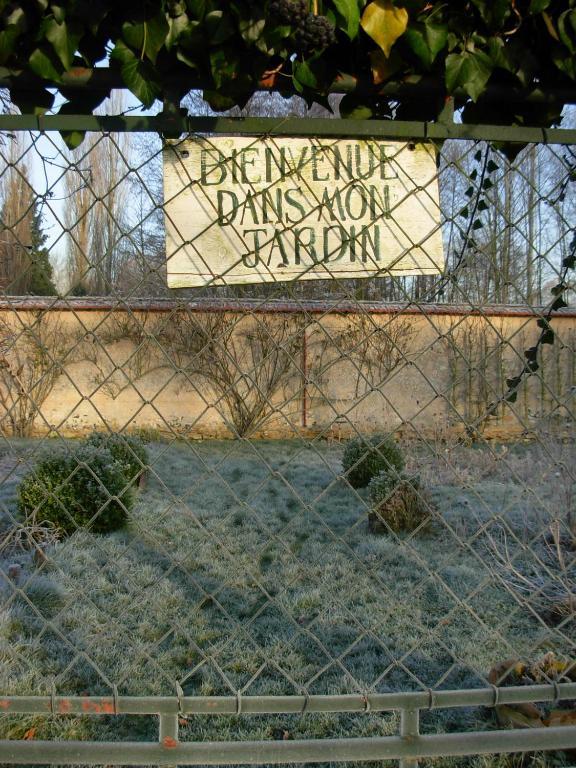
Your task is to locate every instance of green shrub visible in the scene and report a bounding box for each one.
[367,471,428,533]
[18,444,132,536]
[86,431,148,482]
[342,434,405,488]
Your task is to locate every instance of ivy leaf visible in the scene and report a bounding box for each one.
[369,48,402,83]
[166,13,190,49]
[111,40,161,106]
[562,254,576,269]
[205,10,234,45]
[210,47,239,88]
[445,50,493,101]
[29,48,62,82]
[60,129,85,150]
[339,92,373,119]
[332,0,361,38]
[238,15,265,43]
[542,11,560,41]
[0,28,19,64]
[486,159,499,173]
[44,19,80,70]
[9,85,54,115]
[293,60,319,91]
[203,89,236,110]
[558,10,576,53]
[529,0,551,12]
[487,36,515,73]
[425,20,447,60]
[540,328,555,344]
[551,296,568,310]
[470,0,511,27]
[186,0,206,20]
[122,14,169,65]
[506,376,522,390]
[361,0,409,58]
[404,26,432,68]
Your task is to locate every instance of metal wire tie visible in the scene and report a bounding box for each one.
[363,693,371,713]
[236,690,242,716]
[427,688,436,711]
[112,684,119,715]
[490,684,500,708]
[176,682,184,715]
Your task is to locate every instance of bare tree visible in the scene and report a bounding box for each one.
[80,311,168,399]
[164,310,306,436]
[0,136,35,293]
[328,313,415,398]
[64,94,131,295]
[0,311,75,436]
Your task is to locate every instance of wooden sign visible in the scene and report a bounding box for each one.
[164,137,444,287]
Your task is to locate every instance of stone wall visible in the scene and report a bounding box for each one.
[0,299,574,441]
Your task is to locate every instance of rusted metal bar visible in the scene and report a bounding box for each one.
[2,684,576,716]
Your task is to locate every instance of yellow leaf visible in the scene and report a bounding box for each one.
[361,0,409,58]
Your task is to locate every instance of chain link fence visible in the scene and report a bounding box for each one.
[0,114,575,766]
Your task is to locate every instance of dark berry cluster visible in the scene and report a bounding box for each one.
[268,0,336,53]
[268,0,308,26]
[294,14,336,52]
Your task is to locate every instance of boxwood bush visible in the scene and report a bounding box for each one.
[18,444,132,536]
[86,431,148,483]
[367,471,428,533]
[342,434,405,488]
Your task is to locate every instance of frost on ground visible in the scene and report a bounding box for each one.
[0,438,574,766]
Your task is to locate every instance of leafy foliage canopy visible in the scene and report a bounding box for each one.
[0,0,574,126]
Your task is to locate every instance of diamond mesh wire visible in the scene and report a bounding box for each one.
[0,123,574,764]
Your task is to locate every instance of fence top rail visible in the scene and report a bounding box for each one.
[1,297,575,319]
[2,683,576,716]
[1,114,576,145]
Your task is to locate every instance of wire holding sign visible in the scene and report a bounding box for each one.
[164,137,444,287]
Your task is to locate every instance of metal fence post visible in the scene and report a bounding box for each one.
[159,713,180,768]
[399,708,420,768]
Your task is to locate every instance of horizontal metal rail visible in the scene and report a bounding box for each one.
[0,114,576,145]
[3,686,574,765]
[2,683,576,715]
[1,726,576,765]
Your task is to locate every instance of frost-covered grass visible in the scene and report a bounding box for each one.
[0,437,573,766]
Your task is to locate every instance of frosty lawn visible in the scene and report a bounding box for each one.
[0,437,572,764]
